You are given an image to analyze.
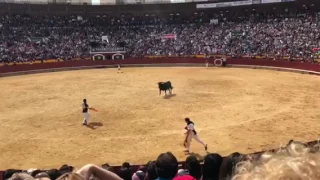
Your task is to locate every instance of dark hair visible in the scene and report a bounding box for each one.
[185,156,201,179]
[4,169,23,179]
[185,118,190,122]
[47,169,61,180]
[219,152,242,180]
[122,162,131,168]
[202,153,223,180]
[83,99,87,102]
[31,170,43,177]
[156,152,178,179]
[138,165,147,172]
[102,163,115,172]
[119,166,132,180]
[145,161,158,180]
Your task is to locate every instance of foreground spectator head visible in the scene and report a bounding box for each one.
[4,169,23,180]
[232,142,320,180]
[34,172,50,179]
[102,163,114,172]
[185,156,201,179]
[122,162,131,169]
[202,153,223,180]
[156,152,178,179]
[8,173,35,180]
[138,165,146,172]
[75,164,122,180]
[119,162,132,180]
[145,161,158,180]
[56,173,84,180]
[219,152,242,180]
[47,169,61,180]
[132,171,145,180]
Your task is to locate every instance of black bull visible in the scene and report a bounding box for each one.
[158,81,173,96]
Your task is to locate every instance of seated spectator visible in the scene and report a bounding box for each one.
[46,169,61,180]
[119,162,132,180]
[202,153,223,180]
[102,163,115,172]
[4,169,23,180]
[34,172,50,179]
[232,142,320,180]
[56,164,123,180]
[132,171,145,180]
[177,156,201,180]
[155,152,178,180]
[219,152,242,180]
[145,161,158,180]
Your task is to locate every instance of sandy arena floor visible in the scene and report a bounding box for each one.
[1,67,320,169]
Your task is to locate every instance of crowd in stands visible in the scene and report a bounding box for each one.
[3,140,320,180]
[0,9,320,63]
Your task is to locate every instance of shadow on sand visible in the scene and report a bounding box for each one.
[87,122,103,130]
[163,94,177,99]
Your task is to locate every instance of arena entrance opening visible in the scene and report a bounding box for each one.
[90,47,126,60]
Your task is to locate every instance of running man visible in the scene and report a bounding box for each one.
[82,99,90,125]
[184,118,208,153]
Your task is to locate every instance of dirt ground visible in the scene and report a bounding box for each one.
[1,67,320,169]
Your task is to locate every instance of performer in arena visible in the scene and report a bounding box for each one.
[205,60,209,69]
[82,99,90,125]
[117,64,121,73]
[183,118,208,153]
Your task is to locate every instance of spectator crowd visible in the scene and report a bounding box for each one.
[3,140,320,180]
[0,9,320,63]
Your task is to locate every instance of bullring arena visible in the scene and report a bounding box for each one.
[1,59,320,170]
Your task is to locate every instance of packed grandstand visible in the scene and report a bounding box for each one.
[1,0,320,180]
[0,1,320,63]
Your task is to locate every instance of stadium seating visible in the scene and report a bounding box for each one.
[2,140,319,180]
[0,9,319,64]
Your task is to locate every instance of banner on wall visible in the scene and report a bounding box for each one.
[90,47,126,53]
[162,34,176,39]
[261,0,294,3]
[261,0,281,3]
[196,0,252,9]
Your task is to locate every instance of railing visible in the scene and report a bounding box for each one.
[0,0,206,5]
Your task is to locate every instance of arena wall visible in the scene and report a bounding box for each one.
[1,58,320,179]
[1,58,320,76]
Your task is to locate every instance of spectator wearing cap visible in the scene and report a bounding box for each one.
[155,152,178,180]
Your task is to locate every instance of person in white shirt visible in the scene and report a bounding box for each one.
[184,118,208,153]
[82,99,90,125]
[117,64,121,73]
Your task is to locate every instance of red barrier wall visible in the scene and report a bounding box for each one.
[1,58,320,75]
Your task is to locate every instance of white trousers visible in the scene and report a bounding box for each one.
[83,112,90,124]
[186,132,206,151]
[206,63,209,68]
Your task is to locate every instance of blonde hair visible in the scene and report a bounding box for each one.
[56,173,84,180]
[232,142,320,180]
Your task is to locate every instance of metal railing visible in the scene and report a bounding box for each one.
[0,0,209,5]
